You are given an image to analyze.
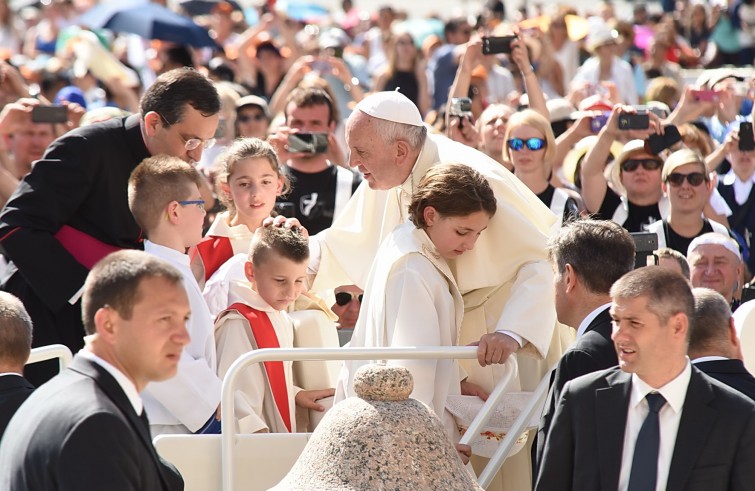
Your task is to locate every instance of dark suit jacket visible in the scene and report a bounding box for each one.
[0,373,33,439]
[0,115,147,383]
[0,355,183,490]
[695,359,755,400]
[535,366,755,491]
[535,308,617,469]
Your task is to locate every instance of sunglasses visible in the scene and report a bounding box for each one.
[237,114,267,123]
[665,172,707,187]
[621,158,663,173]
[507,137,546,151]
[335,292,363,306]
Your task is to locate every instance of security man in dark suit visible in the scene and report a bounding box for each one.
[0,251,188,490]
[536,267,755,491]
[690,287,755,400]
[0,291,34,438]
[534,219,635,472]
[0,67,220,385]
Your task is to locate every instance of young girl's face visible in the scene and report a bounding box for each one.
[223,157,284,229]
[423,207,491,260]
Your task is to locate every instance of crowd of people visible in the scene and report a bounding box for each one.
[0,0,755,489]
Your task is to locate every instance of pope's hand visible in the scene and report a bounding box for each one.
[470,332,519,367]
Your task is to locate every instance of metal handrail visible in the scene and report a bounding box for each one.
[221,346,524,491]
[476,361,554,488]
[26,344,73,372]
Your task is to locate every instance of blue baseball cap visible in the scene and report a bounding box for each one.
[54,86,87,110]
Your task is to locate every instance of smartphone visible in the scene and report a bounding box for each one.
[310,59,331,73]
[332,46,344,59]
[31,105,67,124]
[287,132,329,154]
[645,125,682,155]
[630,232,658,269]
[590,113,609,133]
[691,89,718,102]
[618,112,650,130]
[481,35,515,55]
[739,122,755,151]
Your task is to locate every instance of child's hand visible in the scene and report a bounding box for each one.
[295,388,335,411]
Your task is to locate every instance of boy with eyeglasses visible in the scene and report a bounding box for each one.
[214,225,335,434]
[128,155,222,437]
[647,149,730,254]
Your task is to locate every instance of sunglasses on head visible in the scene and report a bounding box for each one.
[237,114,267,123]
[621,158,663,173]
[665,172,707,187]
[507,137,546,152]
[335,292,363,306]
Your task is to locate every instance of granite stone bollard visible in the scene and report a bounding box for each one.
[269,364,483,490]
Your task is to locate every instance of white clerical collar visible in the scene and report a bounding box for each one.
[691,355,729,364]
[630,359,691,415]
[143,240,190,266]
[576,303,612,339]
[722,169,755,186]
[78,347,143,415]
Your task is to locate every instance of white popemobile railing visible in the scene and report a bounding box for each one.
[219,346,551,491]
[27,343,73,371]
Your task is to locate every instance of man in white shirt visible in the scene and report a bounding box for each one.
[536,267,755,491]
[0,250,187,490]
[535,219,635,470]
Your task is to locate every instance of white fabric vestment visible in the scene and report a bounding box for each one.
[141,241,222,434]
[203,253,248,319]
[311,131,558,393]
[215,281,301,434]
[335,224,463,438]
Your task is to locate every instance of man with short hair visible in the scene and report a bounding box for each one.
[690,287,755,399]
[687,232,744,309]
[269,87,360,234]
[0,291,34,438]
[535,219,635,469]
[0,67,220,384]
[536,267,755,491]
[0,250,187,490]
[429,17,473,110]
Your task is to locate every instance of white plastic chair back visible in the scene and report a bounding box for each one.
[26,344,73,372]
[154,433,310,491]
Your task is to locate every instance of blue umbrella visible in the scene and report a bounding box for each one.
[77,0,217,48]
[394,18,444,48]
[281,1,329,22]
[179,0,242,17]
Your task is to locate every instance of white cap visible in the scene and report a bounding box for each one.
[687,232,741,260]
[353,90,424,127]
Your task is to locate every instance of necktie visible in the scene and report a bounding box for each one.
[628,392,667,491]
[139,409,151,435]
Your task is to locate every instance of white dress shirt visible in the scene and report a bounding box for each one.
[618,361,692,491]
[78,349,143,415]
[141,240,222,433]
[575,303,612,339]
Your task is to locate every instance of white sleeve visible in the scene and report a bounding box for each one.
[383,256,445,410]
[215,317,269,434]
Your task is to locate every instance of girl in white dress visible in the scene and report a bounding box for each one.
[335,163,497,442]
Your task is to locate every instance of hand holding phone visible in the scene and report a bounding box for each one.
[645,125,682,155]
[691,89,719,102]
[287,132,329,154]
[618,112,650,130]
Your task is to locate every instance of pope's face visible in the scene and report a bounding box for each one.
[346,110,411,190]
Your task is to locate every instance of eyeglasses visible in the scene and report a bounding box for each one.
[237,114,267,123]
[507,137,546,151]
[665,172,707,187]
[157,113,216,152]
[621,158,663,173]
[178,199,206,210]
[335,291,363,306]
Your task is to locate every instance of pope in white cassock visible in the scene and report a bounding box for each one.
[308,91,568,490]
